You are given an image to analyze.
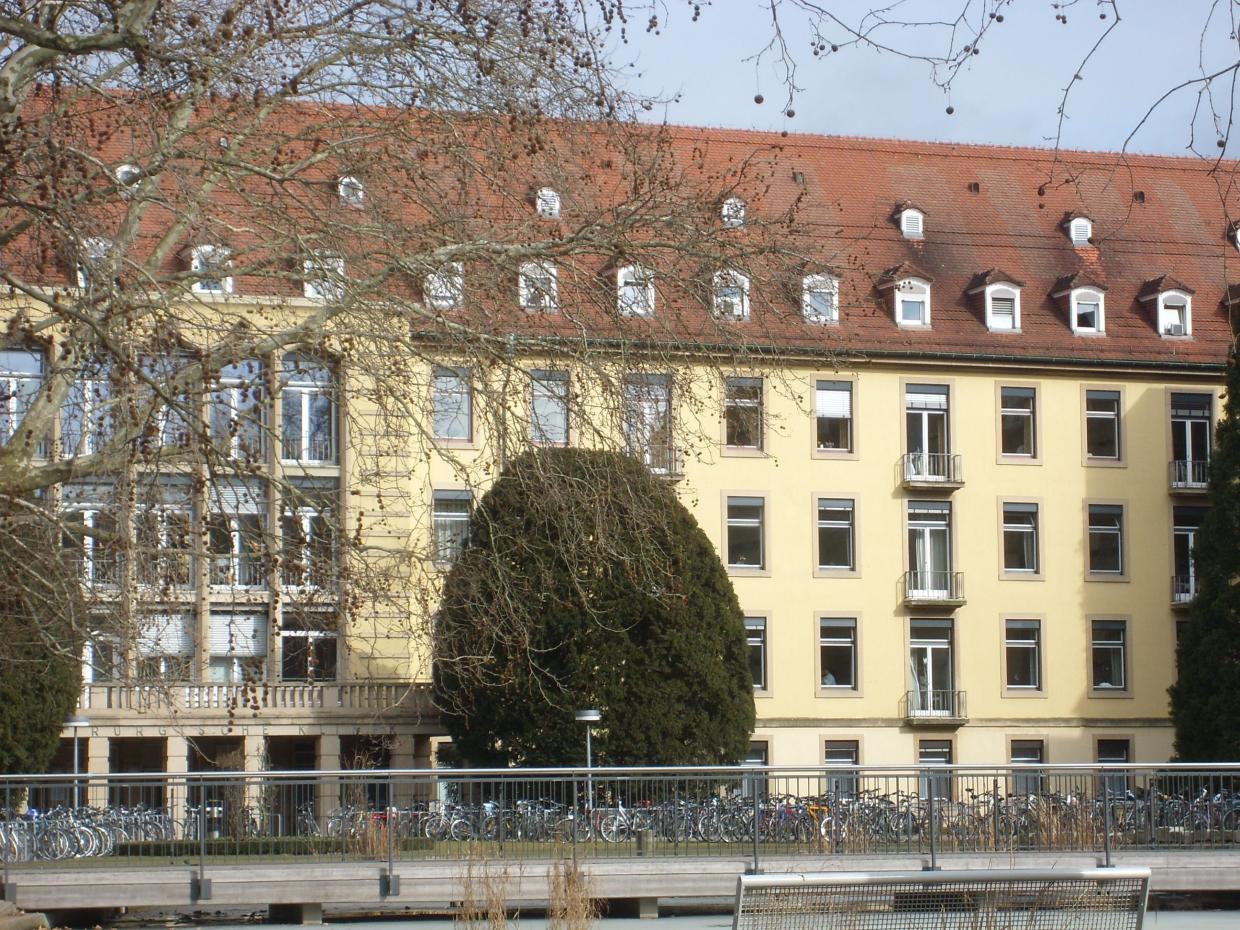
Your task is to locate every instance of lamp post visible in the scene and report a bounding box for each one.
[64,714,89,808]
[575,709,601,809]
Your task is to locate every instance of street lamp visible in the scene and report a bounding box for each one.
[575,709,601,808]
[64,714,89,808]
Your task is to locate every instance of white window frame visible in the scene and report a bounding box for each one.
[999,386,1036,458]
[819,617,858,689]
[1157,290,1192,337]
[115,163,141,193]
[1090,619,1128,691]
[519,260,558,312]
[712,269,750,321]
[894,277,931,327]
[210,360,265,461]
[616,264,655,316]
[817,498,856,572]
[1004,619,1042,690]
[815,380,853,453]
[208,512,266,588]
[338,174,365,207]
[0,348,43,446]
[282,503,335,590]
[622,373,674,474]
[721,197,746,228]
[1070,287,1105,335]
[303,252,345,301]
[425,262,465,312]
[76,237,113,290]
[1001,502,1039,574]
[1087,504,1125,576]
[535,187,561,219]
[189,244,234,296]
[802,273,839,323]
[431,366,472,442]
[280,356,338,463]
[984,283,1021,332]
[899,208,925,239]
[725,495,765,570]
[530,369,570,445]
[1069,216,1092,246]
[723,375,763,451]
[431,489,472,565]
[135,504,193,589]
[64,504,121,587]
[745,617,768,692]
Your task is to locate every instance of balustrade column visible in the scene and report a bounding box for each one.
[86,735,110,808]
[243,734,267,824]
[316,733,341,822]
[165,735,190,834]
[389,733,417,808]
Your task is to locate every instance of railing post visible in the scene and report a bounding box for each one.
[198,774,208,886]
[992,778,1001,852]
[926,789,939,871]
[3,779,10,886]
[1102,777,1113,868]
[750,768,760,873]
[386,775,394,876]
[571,775,578,861]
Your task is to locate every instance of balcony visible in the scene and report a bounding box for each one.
[901,453,964,489]
[210,556,267,588]
[902,689,967,726]
[902,570,966,608]
[1169,460,1209,493]
[1172,575,1197,609]
[76,681,427,723]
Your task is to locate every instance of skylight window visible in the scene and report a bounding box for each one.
[1071,289,1104,334]
[712,269,750,320]
[894,278,931,327]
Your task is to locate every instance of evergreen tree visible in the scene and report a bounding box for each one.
[433,449,755,767]
[1171,343,1240,761]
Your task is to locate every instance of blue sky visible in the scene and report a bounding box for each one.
[618,2,1236,157]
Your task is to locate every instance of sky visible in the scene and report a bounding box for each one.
[617,1,1239,157]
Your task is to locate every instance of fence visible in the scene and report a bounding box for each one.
[3,763,1240,878]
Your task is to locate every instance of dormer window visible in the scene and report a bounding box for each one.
[190,245,233,296]
[1138,277,1194,338]
[519,260,558,311]
[712,269,750,320]
[302,252,345,301]
[76,237,113,290]
[967,272,1024,332]
[802,273,839,323]
[617,264,655,316]
[1229,222,1240,252]
[1068,216,1092,246]
[425,262,464,311]
[115,164,141,195]
[535,187,561,219]
[1071,289,1104,333]
[895,278,931,327]
[898,208,925,240]
[721,197,746,228]
[337,175,365,208]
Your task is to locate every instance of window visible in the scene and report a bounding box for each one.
[0,349,42,446]
[724,376,762,450]
[712,270,750,320]
[907,501,952,597]
[136,614,194,681]
[62,364,114,457]
[210,359,264,462]
[432,490,472,564]
[206,480,265,587]
[1159,292,1192,337]
[208,612,267,683]
[530,370,569,444]
[76,237,113,290]
[1002,502,1039,574]
[1071,288,1105,334]
[1004,620,1041,690]
[999,387,1036,457]
[985,286,1021,331]
[819,618,856,689]
[726,496,764,569]
[745,617,767,691]
[189,244,233,295]
[1087,504,1124,575]
[135,504,192,588]
[802,274,838,323]
[905,384,949,480]
[1173,505,1207,603]
[815,380,852,452]
[1097,738,1130,797]
[721,197,746,228]
[62,502,122,586]
[1170,392,1212,487]
[425,262,464,311]
[1010,740,1045,795]
[817,498,855,571]
[824,741,859,799]
[280,609,338,681]
[899,208,925,239]
[535,187,561,219]
[895,278,931,326]
[909,620,954,716]
[303,252,345,300]
[282,482,337,588]
[115,163,141,190]
[519,260,558,311]
[84,631,123,683]
[281,355,338,463]
[1090,619,1127,690]
[622,373,674,474]
[1068,216,1092,245]
[918,740,953,799]
[431,366,472,442]
[337,174,365,207]
[616,264,654,316]
[742,741,768,798]
[1084,390,1121,460]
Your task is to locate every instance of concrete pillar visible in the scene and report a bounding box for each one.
[243,735,267,830]
[165,736,190,835]
[268,902,323,925]
[85,736,110,808]
[316,734,340,823]
[389,733,416,808]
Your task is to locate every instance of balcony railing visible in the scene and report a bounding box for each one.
[209,556,266,587]
[901,452,964,487]
[77,681,423,718]
[1172,574,1197,607]
[903,689,967,723]
[1169,459,1209,491]
[902,570,965,606]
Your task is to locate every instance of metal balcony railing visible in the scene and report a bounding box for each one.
[210,557,266,587]
[903,570,965,605]
[903,689,967,721]
[1169,459,1209,490]
[1172,575,1197,606]
[901,452,963,486]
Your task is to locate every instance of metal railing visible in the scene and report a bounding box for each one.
[4,764,1240,877]
[1169,459,1209,489]
[901,452,963,485]
[902,689,966,721]
[209,557,266,587]
[902,570,965,603]
[1172,574,1196,605]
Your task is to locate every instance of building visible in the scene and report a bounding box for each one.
[27,124,1234,780]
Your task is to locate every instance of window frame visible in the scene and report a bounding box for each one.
[894,277,932,328]
[430,365,474,445]
[337,174,365,208]
[76,237,113,290]
[983,283,1022,332]
[817,614,860,695]
[0,348,44,450]
[723,492,768,575]
[1008,738,1048,795]
[721,196,746,228]
[999,499,1042,580]
[745,613,771,696]
[1002,617,1044,694]
[1085,501,1128,581]
[621,372,675,475]
[822,738,862,799]
[616,264,655,317]
[430,488,472,567]
[1156,290,1193,338]
[801,273,840,324]
[1069,287,1106,335]
[302,251,345,301]
[535,187,561,219]
[280,355,339,465]
[1088,616,1131,696]
[814,494,859,578]
[722,374,764,454]
[996,383,1040,463]
[519,260,559,312]
[813,377,856,458]
[189,244,234,296]
[1081,385,1125,466]
[1171,504,1207,604]
[425,262,465,312]
[899,208,925,239]
[529,369,570,446]
[1165,388,1214,488]
[712,269,751,321]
